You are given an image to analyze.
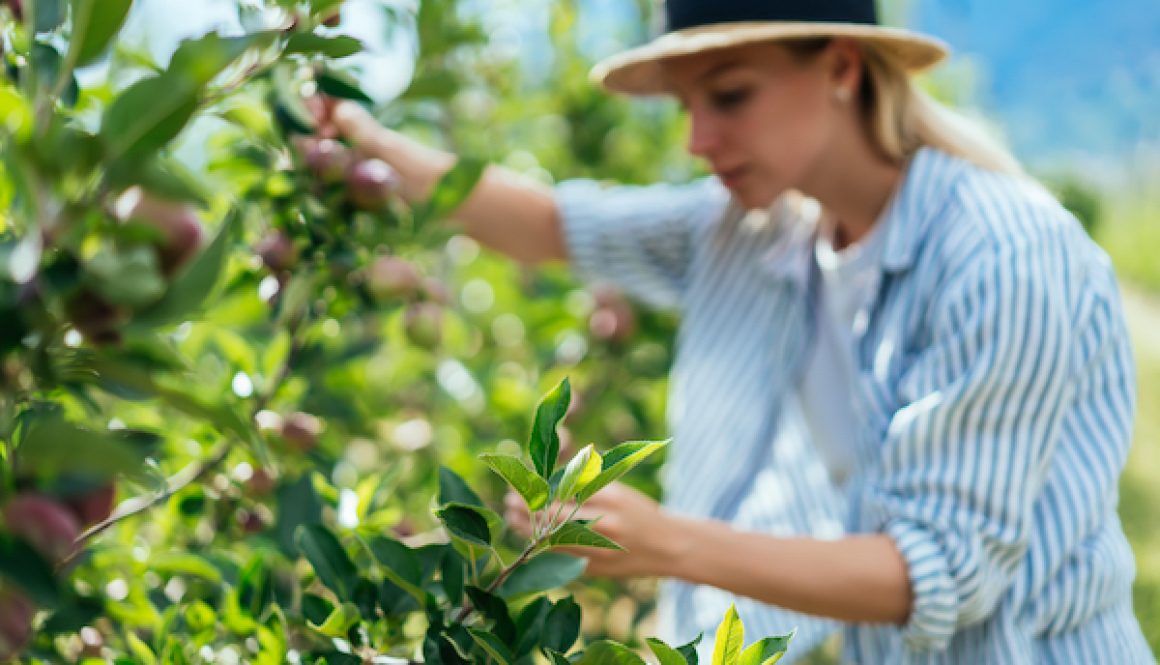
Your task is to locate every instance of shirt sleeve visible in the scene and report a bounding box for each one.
[554,177,729,311]
[863,242,1073,652]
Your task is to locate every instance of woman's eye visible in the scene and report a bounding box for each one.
[710,88,753,111]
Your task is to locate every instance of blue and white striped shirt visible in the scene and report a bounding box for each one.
[556,147,1154,664]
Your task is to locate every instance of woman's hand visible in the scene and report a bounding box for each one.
[302,96,456,203]
[504,483,684,578]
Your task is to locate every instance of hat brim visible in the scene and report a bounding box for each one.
[591,22,950,96]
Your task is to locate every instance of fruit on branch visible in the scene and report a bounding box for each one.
[365,256,420,301]
[346,159,399,211]
[403,302,443,349]
[322,10,341,27]
[236,509,265,534]
[281,412,323,452]
[1,493,81,562]
[64,483,116,528]
[304,138,352,185]
[0,588,34,661]
[63,291,126,345]
[256,232,297,273]
[588,287,637,344]
[420,277,452,305]
[114,188,206,276]
[246,468,276,497]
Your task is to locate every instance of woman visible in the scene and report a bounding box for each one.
[312,0,1154,662]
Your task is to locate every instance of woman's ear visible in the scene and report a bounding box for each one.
[826,38,865,103]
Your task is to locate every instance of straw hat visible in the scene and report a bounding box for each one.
[591,0,950,96]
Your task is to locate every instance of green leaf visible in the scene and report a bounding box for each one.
[435,504,490,548]
[528,377,571,479]
[480,453,550,511]
[556,444,601,503]
[367,536,426,603]
[678,634,704,665]
[285,33,363,58]
[101,74,199,161]
[309,602,360,638]
[712,605,744,665]
[18,414,140,478]
[169,32,273,87]
[497,552,586,598]
[542,597,581,654]
[149,552,223,584]
[647,638,689,665]
[132,208,238,327]
[544,650,572,665]
[316,66,373,103]
[465,586,515,643]
[574,641,646,665]
[414,157,487,228]
[70,0,133,66]
[576,439,668,503]
[440,546,466,606]
[0,534,62,606]
[549,521,623,551]
[87,246,167,308]
[295,524,357,600]
[513,597,550,658]
[438,465,483,508]
[737,632,795,665]
[467,628,513,665]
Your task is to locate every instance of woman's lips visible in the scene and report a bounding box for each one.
[717,166,749,188]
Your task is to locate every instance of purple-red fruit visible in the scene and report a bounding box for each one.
[4,0,23,22]
[256,232,297,273]
[281,412,323,452]
[346,159,399,211]
[366,256,420,301]
[0,588,34,661]
[421,277,452,305]
[64,292,126,344]
[246,468,276,497]
[118,191,205,275]
[322,10,341,27]
[65,483,116,528]
[2,493,81,562]
[304,138,352,185]
[403,302,443,350]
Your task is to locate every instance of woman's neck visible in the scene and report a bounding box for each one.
[798,141,905,249]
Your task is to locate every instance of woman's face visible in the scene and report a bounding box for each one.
[664,41,854,210]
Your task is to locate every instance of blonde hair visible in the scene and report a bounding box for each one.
[788,38,1023,176]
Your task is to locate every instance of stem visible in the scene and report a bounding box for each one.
[452,539,542,624]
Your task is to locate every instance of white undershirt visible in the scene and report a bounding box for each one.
[795,216,889,486]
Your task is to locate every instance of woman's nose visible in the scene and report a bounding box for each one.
[686,108,721,159]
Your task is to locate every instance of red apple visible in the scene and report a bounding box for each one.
[304,138,352,184]
[64,291,127,345]
[116,189,205,276]
[366,256,420,302]
[281,412,323,452]
[65,483,116,528]
[2,493,81,562]
[403,302,443,350]
[0,588,34,661]
[246,468,276,498]
[420,277,452,305]
[256,232,297,273]
[346,159,399,211]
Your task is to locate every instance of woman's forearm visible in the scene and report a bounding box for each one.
[660,515,913,624]
[337,110,568,265]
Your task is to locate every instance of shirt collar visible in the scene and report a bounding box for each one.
[878,146,968,273]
